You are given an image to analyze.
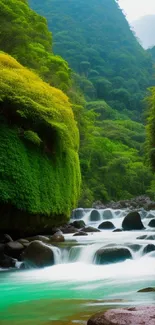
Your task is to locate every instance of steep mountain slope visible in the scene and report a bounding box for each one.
[132,15,155,49]
[30,0,154,115]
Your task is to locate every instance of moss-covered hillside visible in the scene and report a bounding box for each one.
[0,52,81,232]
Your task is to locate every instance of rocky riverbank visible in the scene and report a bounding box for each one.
[1,207,155,270]
[87,306,155,325]
[92,195,155,210]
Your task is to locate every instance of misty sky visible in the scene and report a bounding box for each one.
[119,0,155,22]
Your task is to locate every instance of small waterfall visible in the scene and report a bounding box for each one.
[52,246,62,264]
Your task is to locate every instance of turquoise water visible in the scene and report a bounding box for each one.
[0,210,155,324]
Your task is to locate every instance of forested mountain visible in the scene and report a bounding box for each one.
[0,0,154,218]
[0,0,80,232]
[28,0,154,205]
[132,15,155,49]
[30,0,154,116]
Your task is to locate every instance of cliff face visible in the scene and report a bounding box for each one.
[0,53,81,234]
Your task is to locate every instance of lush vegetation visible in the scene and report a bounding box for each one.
[0,0,71,92]
[30,0,154,118]
[146,88,155,199]
[0,0,81,227]
[29,0,154,206]
[0,0,154,216]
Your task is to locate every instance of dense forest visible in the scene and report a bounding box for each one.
[0,0,155,226]
[30,0,154,117]
[0,0,80,231]
[29,0,155,205]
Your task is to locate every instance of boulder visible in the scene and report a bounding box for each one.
[61,225,78,234]
[87,306,155,325]
[49,232,65,242]
[138,287,155,292]
[122,211,144,230]
[26,235,50,243]
[89,210,101,222]
[137,235,147,240]
[102,209,113,220]
[71,220,86,229]
[98,221,115,230]
[81,226,100,233]
[17,239,30,247]
[4,241,24,259]
[148,219,155,227]
[94,247,132,264]
[73,231,88,236]
[72,208,85,219]
[22,240,55,268]
[143,244,155,255]
[0,254,16,268]
[0,234,13,244]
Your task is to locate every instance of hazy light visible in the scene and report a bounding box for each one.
[119,0,155,22]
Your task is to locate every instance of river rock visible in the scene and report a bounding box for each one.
[49,232,65,242]
[102,209,113,220]
[26,235,50,243]
[81,226,100,233]
[0,234,13,244]
[87,306,155,325]
[137,234,155,240]
[138,287,155,292]
[143,244,155,255]
[17,239,30,247]
[137,235,147,240]
[98,221,115,230]
[122,211,144,230]
[73,231,88,236]
[71,220,86,229]
[0,254,16,268]
[22,240,55,268]
[4,241,24,259]
[72,208,85,219]
[61,225,78,234]
[89,210,101,222]
[113,228,122,232]
[94,247,132,264]
[92,196,155,211]
[148,219,155,227]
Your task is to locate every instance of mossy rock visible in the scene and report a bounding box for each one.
[0,52,81,233]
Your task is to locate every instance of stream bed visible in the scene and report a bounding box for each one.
[0,208,155,324]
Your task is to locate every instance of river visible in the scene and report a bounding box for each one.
[0,208,155,324]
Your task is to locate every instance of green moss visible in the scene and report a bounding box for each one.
[0,53,81,225]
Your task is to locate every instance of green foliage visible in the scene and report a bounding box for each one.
[72,98,151,206]
[30,0,155,113]
[24,130,42,146]
[146,87,155,171]
[0,52,81,218]
[0,0,71,91]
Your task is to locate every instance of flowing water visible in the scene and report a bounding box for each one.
[0,208,155,324]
